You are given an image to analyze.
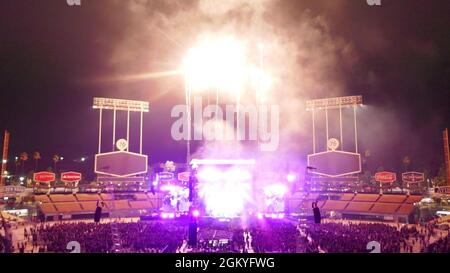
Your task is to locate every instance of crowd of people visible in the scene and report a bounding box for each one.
[0,215,13,253]
[25,219,299,253]
[32,221,187,253]
[299,221,446,253]
[193,228,236,252]
[250,221,298,253]
[117,221,186,253]
[35,222,113,253]
[425,235,450,252]
[300,222,405,253]
[0,234,6,252]
[2,217,448,253]
[183,220,299,253]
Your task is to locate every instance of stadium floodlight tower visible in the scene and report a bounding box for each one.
[93,97,149,155]
[305,95,363,182]
[92,97,149,253]
[92,97,149,176]
[93,98,150,182]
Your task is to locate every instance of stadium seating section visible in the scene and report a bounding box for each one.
[79,201,99,211]
[100,193,114,201]
[370,203,401,214]
[34,195,51,203]
[36,192,163,216]
[134,193,149,200]
[378,195,407,203]
[49,194,77,202]
[104,200,131,210]
[322,193,418,215]
[345,202,374,212]
[338,193,355,201]
[405,195,423,204]
[396,204,415,214]
[39,203,57,214]
[54,202,82,213]
[352,194,380,202]
[76,194,102,202]
[129,200,153,209]
[322,200,348,211]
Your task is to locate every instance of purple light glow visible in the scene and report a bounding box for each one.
[197,166,253,217]
[192,209,200,217]
[263,183,288,197]
[190,159,256,166]
[160,212,175,219]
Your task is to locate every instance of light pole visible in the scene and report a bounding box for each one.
[184,73,192,167]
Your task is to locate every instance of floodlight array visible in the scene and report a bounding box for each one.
[93,97,149,112]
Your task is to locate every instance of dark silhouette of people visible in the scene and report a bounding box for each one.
[312,201,321,224]
[94,201,104,223]
[19,243,25,253]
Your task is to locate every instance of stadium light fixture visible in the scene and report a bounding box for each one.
[306,95,363,155]
[93,97,149,155]
[306,95,363,111]
[93,97,149,112]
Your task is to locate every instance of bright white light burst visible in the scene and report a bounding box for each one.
[197,167,252,217]
[183,37,246,93]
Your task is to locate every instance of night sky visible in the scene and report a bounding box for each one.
[0,0,449,177]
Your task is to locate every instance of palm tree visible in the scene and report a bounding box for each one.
[433,165,447,187]
[402,156,412,194]
[402,156,411,172]
[52,154,60,172]
[164,161,176,172]
[33,151,41,171]
[20,152,29,174]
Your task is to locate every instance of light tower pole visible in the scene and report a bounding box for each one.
[1,130,10,187]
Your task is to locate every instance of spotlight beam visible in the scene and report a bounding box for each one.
[87,70,182,84]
